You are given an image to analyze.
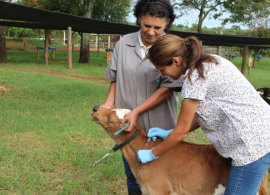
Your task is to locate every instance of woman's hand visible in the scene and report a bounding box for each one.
[148,127,173,141]
[121,109,139,132]
[137,148,159,164]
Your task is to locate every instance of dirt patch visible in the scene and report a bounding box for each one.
[12,69,110,84]
[0,85,8,94]
[7,38,22,42]
[6,45,40,50]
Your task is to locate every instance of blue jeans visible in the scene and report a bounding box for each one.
[122,155,141,192]
[225,152,270,195]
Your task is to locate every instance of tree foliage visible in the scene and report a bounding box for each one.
[17,0,83,15]
[170,23,244,35]
[172,0,270,33]
[17,0,132,23]
[7,27,36,37]
[92,0,132,23]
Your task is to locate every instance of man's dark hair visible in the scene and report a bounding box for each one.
[133,0,175,32]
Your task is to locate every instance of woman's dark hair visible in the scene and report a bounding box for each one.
[147,34,219,82]
[133,0,175,32]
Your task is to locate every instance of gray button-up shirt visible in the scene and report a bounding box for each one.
[104,31,183,133]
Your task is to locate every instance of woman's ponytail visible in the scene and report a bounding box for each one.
[183,36,209,82]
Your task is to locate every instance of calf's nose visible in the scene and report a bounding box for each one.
[92,105,99,112]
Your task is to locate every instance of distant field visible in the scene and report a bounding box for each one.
[0,50,269,194]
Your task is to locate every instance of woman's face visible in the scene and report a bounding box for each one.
[139,14,169,47]
[155,57,183,80]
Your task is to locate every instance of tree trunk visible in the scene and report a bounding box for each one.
[241,45,249,76]
[0,24,7,64]
[252,49,258,68]
[197,17,203,33]
[79,33,90,63]
[197,1,205,33]
[48,30,53,45]
[79,0,95,63]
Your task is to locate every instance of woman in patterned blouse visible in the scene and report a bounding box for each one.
[137,34,270,195]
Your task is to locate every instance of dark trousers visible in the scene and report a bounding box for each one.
[122,155,141,192]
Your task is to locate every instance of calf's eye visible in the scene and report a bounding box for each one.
[107,115,113,123]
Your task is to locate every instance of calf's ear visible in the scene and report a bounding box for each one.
[123,119,130,127]
[92,105,99,112]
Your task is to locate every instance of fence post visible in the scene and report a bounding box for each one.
[37,47,40,59]
[68,26,72,69]
[23,37,27,51]
[248,58,252,75]
[44,29,49,65]
[97,34,100,53]
[253,49,258,68]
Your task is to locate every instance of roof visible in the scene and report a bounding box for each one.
[1,1,270,47]
[0,1,139,34]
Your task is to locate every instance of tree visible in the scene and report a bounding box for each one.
[231,25,241,31]
[79,0,95,63]
[172,0,268,33]
[0,0,7,63]
[92,0,132,23]
[0,24,7,63]
[248,4,270,35]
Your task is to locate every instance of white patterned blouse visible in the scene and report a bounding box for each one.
[181,55,270,166]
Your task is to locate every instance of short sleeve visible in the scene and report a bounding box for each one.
[104,41,119,81]
[181,70,208,101]
[160,75,184,89]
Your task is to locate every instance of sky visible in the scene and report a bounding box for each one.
[128,9,248,30]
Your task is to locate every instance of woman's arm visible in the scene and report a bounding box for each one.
[151,99,199,157]
[190,115,200,132]
[123,87,174,132]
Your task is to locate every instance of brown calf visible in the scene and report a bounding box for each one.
[91,106,268,195]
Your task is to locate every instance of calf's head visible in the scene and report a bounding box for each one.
[91,105,131,138]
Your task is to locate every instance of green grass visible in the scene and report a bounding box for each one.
[0,50,269,194]
[232,57,270,88]
[3,50,107,78]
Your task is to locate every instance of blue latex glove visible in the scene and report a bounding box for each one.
[137,148,159,164]
[147,127,173,141]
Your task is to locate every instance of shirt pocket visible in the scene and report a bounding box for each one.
[262,152,270,163]
[147,68,161,94]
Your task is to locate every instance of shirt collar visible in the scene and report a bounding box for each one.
[138,30,146,48]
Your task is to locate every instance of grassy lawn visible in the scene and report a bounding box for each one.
[0,50,269,194]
